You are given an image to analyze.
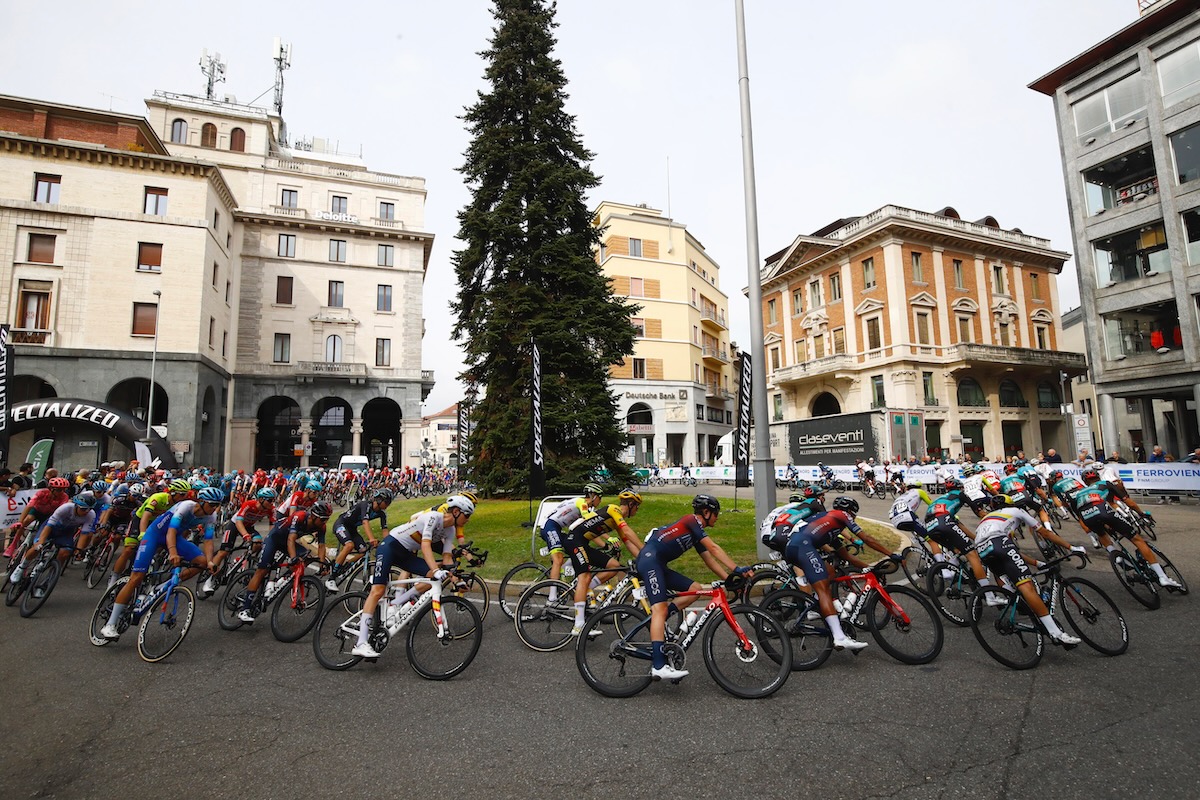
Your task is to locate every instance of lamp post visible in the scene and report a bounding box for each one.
[146,290,161,441]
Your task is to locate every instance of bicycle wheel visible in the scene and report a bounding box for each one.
[1149,546,1188,595]
[928,563,979,628]
[270,575,326,643]
[406,595,482,680]
[969,586,1044,670]
[831,479,846,492]
[313,591,367,670]
[575,604,653,697]
[497,561,551,619]
[85,541,115,589]
[1057,577,1128,656]
[739,567,792,606]
[20,558,62,618]
[900,546,933,593]
[514,579,576,652]
[5,561,29,607]
[864,585,943,665]
[217,568,254,630]
[1108,551,1161,610]
[760,588,832,671]
[452,573,490,622]
[137,585,196,662]
[89,578,128,646]
[702,605,791,698]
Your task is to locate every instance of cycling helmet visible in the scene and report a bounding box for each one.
[73,491,98,509]
[618,489,643,505]
[308,501,333,519]
[802,485,821,499]
[255,488,278,501]
[88,470,101,481]
[372,489,394,504]
[583,482,603,496]
[91,480,109,494]
[787,493,803,504]
[190,477,208,489]
[113,485,130,499]
[906,479,923,489]
[48,477,70,490]
[304,480,323,493]
[445,495,475,516]
[1004,463,1018,475]
[832,496,860,516]
[129,483,146,497]
[1047,470,1064,484]
[943,477,961,490]
[817,461,825,468]
[1081,468,1100,484]
[460,490,480,504]
[990,494,1012,509]
[197,487,224,504]
[692,494,720,514]
[169,479,191,494]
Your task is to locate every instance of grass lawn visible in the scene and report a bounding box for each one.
[357,494,902,581]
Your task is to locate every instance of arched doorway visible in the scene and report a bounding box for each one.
[626,403,654,466]
[256,396,301,469]
[811,392,841,417]
[198,386,217,467]
[362,397,401,468]
[106,378,169,464]
[312,397,352,467]
[12,375,57,403]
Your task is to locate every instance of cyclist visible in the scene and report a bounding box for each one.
[1093,460,1150,518]
[5,476,71,557]
[890,479,959,574]
[635,494,748,681]
[325,489,393,591]
[781,496,898,651]
[1073,467,1181,589]
[108,479,192,589]
[538,484,603,600]
[7,491,99,586]
[201,487,279,597]
[279,478,322,521]
[563,488,645,635]
[99,487,222,641]
[925,478,993,588]
[235,501,333,625]
[970,503,1082,646]
[351,495,475,658]
[73,480,112,560]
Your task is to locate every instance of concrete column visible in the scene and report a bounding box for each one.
[882,240,906,357]
[351,417,364,457]
[1174,397,1190,461]
[1028,412,1043,457]
[1097,393,1118,458]
[1139,397,1157,458]
[298,418,313,468]
[975,256,993,345]
[931,248,951,350]
[228,418,258,471]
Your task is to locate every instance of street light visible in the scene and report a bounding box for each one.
[146,290,161,440]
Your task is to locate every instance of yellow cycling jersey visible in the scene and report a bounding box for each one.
[572,504,627,541]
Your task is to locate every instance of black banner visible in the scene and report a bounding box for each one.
[0,325,10,467]
[7,398,177,468]
[531,341,545,497]
[787,411,878,462]
[734,353,752,488]
[457,401,469,468]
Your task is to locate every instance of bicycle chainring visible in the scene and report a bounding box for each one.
[662,642,686,670]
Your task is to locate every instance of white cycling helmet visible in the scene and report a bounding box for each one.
[445,494,475,516]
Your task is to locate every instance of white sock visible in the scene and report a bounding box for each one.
[825,614,848,640]
[589,576,602,589]
[548,587,558,602]
[1150,562,1169,582]
[394,588,418,606]
[1038,614,1064,638]
[1105,544,1116,553]
[933,553,946,563]
[106,603,126,628]
[574,601,586,626]
[977,577,992,587]
[358,615,372,646]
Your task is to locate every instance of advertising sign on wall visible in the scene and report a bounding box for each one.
[786,411,878,463]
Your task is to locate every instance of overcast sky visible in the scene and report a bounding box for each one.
[2,0,1147,415]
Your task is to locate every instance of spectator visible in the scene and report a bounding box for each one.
[1185,448,1200,464]
[1045,448,1062,464]
[1148,446,1180,504]
[1105,450,1128,464]
[0,468,15,497]
[1073,448,1092,467]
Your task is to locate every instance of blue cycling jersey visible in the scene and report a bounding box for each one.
[643,515,708,562]
[146,499,217,541]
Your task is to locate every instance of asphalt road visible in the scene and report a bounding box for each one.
[1,495,1197,800]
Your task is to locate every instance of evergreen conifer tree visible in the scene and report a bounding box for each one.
[452,0,638,496]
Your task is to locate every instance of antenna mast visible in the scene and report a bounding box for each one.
[272,38,293,115]
[199,49,227,100]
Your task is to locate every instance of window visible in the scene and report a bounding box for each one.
[378,244,394,267]
[144,187,168,215]
[1083,147,1158,212]
[911,252,923,282]
[813,333,825,359]
[222,330,228,357]
[1159,39,1200,108]
[866,316,882,350]
[16,283,51,332]
[1030,273,1041,300]
[1185,209,1200,264]
[212,261,219,288]
[767,298,777,325]
[377,285,393,312]
[631,317,645,337]
[998,323,1011,347]
[325,334,343,362]
[793,338,806,362]
[379,201,395,220]
[229,127,246,152]
[773,394,783,422]
[331,195,349,214]
[226,232,232,249]
[328,281,344,307]
[273,333,291,363]
[212,209,220,230]
[278,234,296,258]
[329,240,347,262]
[201,123,217,148]
[871,375,885,408]
[953,259,965,289]
[832,327,845,355]
[33,174,60,204]
[1170,123,1200,184]
[137,242,162,272]
[629,277,644,297]
[276,276,293,305]
[992,265,1006,295]
[1035,325,1049,350]
[999,380,1026,407]
[628,238,643,257]
[792,289,803,315]
[957,316,973,343]
[923,372,937,406]
[769,347,781,370]
[1037,383,1061,409]
[632,358,647,379]
[170,119,187,144]
[829,273,841,301]
[280,189,299,208]
[958,378,986,406]
[693,326,699,344]
[1073,72,1147,140]
[28,233,55,264]
[376,338,391,367]
[863,257,876,289]
[808,279,823,308]
[916,312,931,347]
[1094,224,1170,286]
[225,280,231,303]
[208,316,215,348]
[132,302,158,336]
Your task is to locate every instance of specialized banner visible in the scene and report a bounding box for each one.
[530,341,545,497]
[0,324,10,467]
[8,398,177,468]
[26,438,53,482]
[457,401,470,467]
[734,353,751,488]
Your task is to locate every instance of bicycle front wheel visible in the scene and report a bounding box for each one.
[575,605,653,698]
[700,605,791,699]
[497,561,550,619]
[760,588,832,671]
[270,575,326,643]
[217,568,254,630]
[925,565,976,627]
[514,579,576,652]
[969,586,1044,670]
[406,595,482,680]
[1057,577,1128,656]
[137,585,196,662]
[89,578,127,646]
[313,591,367,670]
[85,541,115,589]
[1108,551,1161,610]
[900,546,933,593]
[739,567,792,606]
[864,585,943,665]
[1149,546,1188,595]
[20,558,63,618]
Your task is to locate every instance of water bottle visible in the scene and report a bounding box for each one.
[840,592,858,620]
[680,611,698,634]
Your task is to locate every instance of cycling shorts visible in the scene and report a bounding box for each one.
[634,546,694,606]
[975,535,1032,586]
[121,518,141,548]
[132,527,202,573]
[333,523,367,550]
[43,525,81,551]
[892,516,928,539]
[785,532,830,585]
[539,520,565,554]
[256,528,293,570]
[1078,506,1135,539]
[220,521,262,551]
[372,537,428,585]
[561,528,614,575]
[926,516,973,552]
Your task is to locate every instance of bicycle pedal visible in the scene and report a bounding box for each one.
[364,657,379,663]
[669,678,683,685]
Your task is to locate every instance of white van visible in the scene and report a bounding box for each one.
[338,455,370,472]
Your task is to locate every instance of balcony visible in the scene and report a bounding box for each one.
[700,307,728,330]
[10,328,53,345]
[771,354,854,386]
[705,384,733,401]
[296,361,368,379]
[270,204,307,219]
[999,398,1030,408]
[948,343,1087,371]
[701,345,730,364]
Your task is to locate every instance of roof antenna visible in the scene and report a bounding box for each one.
[199,49,227,100]
[272,38,293,144]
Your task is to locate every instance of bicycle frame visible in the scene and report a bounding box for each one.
[617,584,752,660]
[336,576,451,644]
[832,568,913,626]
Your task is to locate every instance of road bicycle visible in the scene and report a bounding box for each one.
[88,566,197,662]
[3,521,41,606]
[8,541,77,618]
[216,555,327,642]
[446,542,489,621]
[898,530,937,594]
[1107,534,1187,610]
[924,553,981,627]
[1113,502,1156,542]
[312,573,482,679]
[759,557,943,670]
[513,561,651,652]
[82,522,129,589]
[968,552,1129,670]
[497,553,564,620]
[574,576,791,699]
[859,477,887,500]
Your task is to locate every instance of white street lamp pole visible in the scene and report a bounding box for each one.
[146,290,161,440]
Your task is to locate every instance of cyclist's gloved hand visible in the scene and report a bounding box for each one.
[433,569,449,581]
[287,556,303,566]
[889,553,904,564]
[733,565,752,576]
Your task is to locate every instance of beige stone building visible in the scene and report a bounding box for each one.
[759,205,1087,463]
[596,201,734,465]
